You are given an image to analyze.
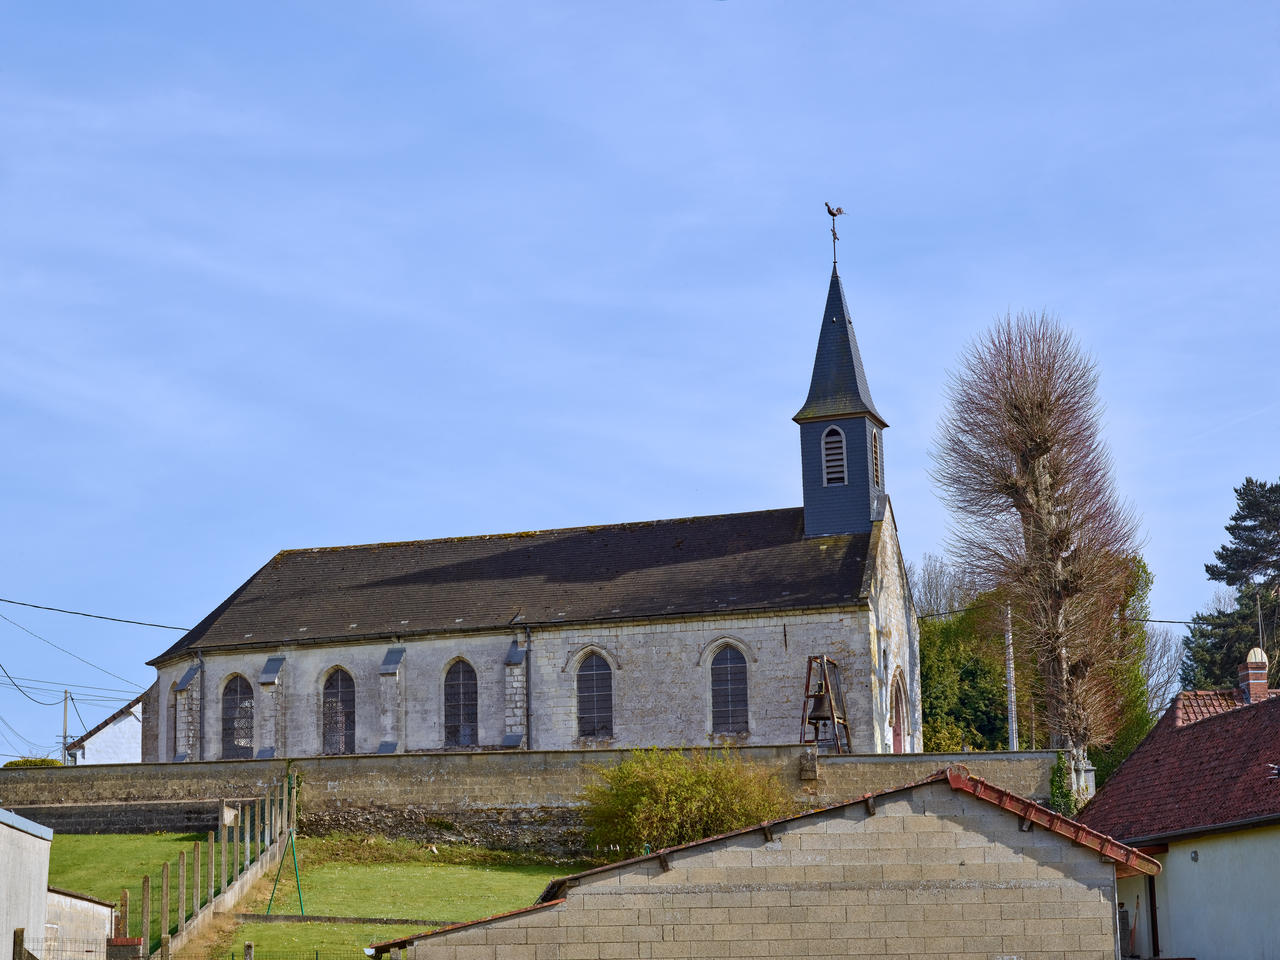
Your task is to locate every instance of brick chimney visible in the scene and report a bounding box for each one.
[1238,647,1270,703]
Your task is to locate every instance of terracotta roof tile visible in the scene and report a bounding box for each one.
[1079,692,1280,843]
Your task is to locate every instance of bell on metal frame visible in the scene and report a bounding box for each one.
[807,681,834,730]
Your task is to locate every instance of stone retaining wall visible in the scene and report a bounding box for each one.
[0,748,1056,852]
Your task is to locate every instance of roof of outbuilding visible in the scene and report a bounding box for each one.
[1078,690,1280,844]
[150,507,873,665]
[793,266,886,426]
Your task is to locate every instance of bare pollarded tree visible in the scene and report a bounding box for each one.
[932,313,1139,786]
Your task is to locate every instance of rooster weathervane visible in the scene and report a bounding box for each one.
[825,202,845,263]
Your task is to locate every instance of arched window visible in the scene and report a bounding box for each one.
[711,646,748,734]
[168,683,179,761]
[889,672,909,754]
[221,676,254,759]
[444,660,478,747]
[822,426,846,485]
[322,668,356,755]
[576,654,613,739]
[872,430,883,488]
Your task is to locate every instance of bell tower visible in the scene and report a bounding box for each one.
[794,263,887,536]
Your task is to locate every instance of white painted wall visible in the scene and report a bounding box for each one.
[0,808,51,960]
[1120,826,1280,960]
[69,706,141,765]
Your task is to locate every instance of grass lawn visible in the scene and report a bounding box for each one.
[49,832,592,960]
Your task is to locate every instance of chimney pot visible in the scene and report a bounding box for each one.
[1239,647,1270,704]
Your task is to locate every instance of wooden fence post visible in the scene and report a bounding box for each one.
[119,887,129,938]
[13,928,24,960]
[232,808,240,878]
[244,941,254,960]
[193,840,201,918]
[141,874,151,949]
[160,933,170,960]
[220,823,228,893]
[160,861,170,938]
[177,851,187,931]
[207,830,215,903]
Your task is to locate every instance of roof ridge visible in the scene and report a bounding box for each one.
[273,506,804,556]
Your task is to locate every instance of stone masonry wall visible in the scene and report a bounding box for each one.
[402,779,1119,960]
[0,749,1056,852]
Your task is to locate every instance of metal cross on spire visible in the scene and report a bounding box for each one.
[824,202,845,264]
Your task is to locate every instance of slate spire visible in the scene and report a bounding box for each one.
[794,264,888,537]
[794,265,886,427]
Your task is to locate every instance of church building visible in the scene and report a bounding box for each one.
[143,262,921,761]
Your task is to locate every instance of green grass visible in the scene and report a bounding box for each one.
[49,832,272,952]
[221,922,428,958]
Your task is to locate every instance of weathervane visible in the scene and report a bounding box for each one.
[825,202,845,264]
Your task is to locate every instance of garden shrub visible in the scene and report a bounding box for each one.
[581,748,794,858]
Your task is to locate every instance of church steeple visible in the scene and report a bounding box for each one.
[794,265,888,537]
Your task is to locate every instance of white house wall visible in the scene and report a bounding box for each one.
[0,809,51,960]
[71,706,141,765]
[1148,826,1280,960]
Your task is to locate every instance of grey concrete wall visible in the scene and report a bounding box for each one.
[0,749,1056,852]
[10,801,225,836]
[45,891,113,950]
[401,779,1120,960]
[1,809,51,960]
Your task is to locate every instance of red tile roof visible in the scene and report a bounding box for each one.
[1079,692,1280,843]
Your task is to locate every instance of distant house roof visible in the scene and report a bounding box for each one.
[368,765,1158,953]
[150,508,873,666]
[65,692,144,754]
[1079,690,1280,844]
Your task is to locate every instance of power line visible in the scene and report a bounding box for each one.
[0,715,45,750]
[916,604,1194,625]
[0,662,64,705]
[2,675,141,695]
[0,596,189,631]
[0,612,143,688]
[68,695,88,735]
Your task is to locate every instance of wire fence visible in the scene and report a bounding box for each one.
[20,938,109,960]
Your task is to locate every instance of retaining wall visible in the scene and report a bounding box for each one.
[0,748,1056,852]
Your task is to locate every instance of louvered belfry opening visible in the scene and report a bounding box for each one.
[822,426,846,485]
[221,675,254,759]
[711,646,748,734]
[322,667,356,755]
[576,653,613,738]
[444,660,478,746]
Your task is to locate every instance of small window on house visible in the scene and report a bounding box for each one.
[711,646,748,734]
[444,660,478,747]
[822,427,846,485]
[577,654,613,738]
[221,676,254,759]
[322,668,356,755]
[872,431,883,488]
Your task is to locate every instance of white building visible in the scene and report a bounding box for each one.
[65,694,143,765]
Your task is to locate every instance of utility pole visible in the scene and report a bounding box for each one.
[62,689,69,763]
[1005,605,1018,751]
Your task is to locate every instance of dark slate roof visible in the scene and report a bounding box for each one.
[150,508,871,665]
[1078,691,1280,844]
[793,266,886,426]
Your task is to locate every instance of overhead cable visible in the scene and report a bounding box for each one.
[0,661,64,705]
[0,596,189,631]
[0,612,143,688]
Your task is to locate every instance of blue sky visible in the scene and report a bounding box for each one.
[1,2,1277,757]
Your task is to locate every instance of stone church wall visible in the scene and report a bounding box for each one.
[0,748,1056,852]
[152,606,885,761]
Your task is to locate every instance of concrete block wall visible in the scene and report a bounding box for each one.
[403,780,1119,960]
